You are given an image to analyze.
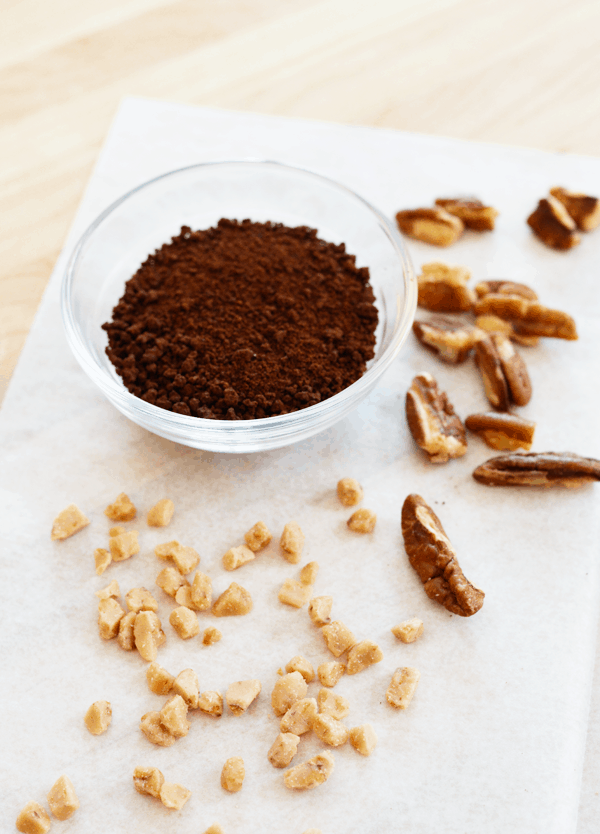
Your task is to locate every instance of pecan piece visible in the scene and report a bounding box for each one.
[474,336,508,409]
[511,308,577,341]
[474,334,531,410]
[435,197,498,231]
[474,295,577,340]
[491,333,531,406]
[527,196,580,250]
[417,262,475,312]
[550,187,600,232]
[396,208,464,246]
[473,452,600,487]
[405,373,467,463]
[401,494,484,616]
[475,315,539,348]
[412,316,481,363]
[465,412,536,451]
[474,280,538,301]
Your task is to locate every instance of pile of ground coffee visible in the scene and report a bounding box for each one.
[102,219,378,420]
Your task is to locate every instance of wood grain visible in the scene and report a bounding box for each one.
[1,0,599,400]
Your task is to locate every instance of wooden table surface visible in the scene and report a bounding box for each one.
[2,0,599,402]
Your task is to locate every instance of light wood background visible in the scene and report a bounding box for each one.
[2,0,599,402]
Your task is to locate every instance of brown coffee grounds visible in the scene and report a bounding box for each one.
[102,219,378,420]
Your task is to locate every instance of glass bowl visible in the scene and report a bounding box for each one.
[62,161,417,452]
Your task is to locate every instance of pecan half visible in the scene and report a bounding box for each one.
[550,187,600,232]
[527,196,580,250]
[434,198,498,231]
[412,316,481,363]
[475,315,539,348]
[474,296,577,340]
[474,280,538,301]
[417,262,475,312]
[473,452,600,487]
[396,208,464,246]
[491,334,531,406]
[474,334,531,410]
[401,494,484,616]
[465,412,536,451]
[405,373,467,463]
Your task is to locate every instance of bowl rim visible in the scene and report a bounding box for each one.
[62,159,417,435]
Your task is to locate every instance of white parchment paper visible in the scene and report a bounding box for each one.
[1,99,600,834]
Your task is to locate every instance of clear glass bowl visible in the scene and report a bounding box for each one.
[62,161,417,452]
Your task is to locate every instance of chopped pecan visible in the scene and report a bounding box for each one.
[474,282,540,345]
[405,373,467,463]
[473,452,600,487]
[465,412,535,451]
[527,196,580,250]
[489,334,532,407]
[401,494,484,616]
[417,262,474,312]
[512,310,577,341]
[474,280,538,301]
[474,295,577,340]
[474,336,509,409]
[396,207,464,246]
[474,335,531,410]
[413,315,481,363]
[550,186,600,231]
[434,197,498,231]
[475,314,539,348]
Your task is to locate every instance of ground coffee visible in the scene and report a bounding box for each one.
[102,219,378,420]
